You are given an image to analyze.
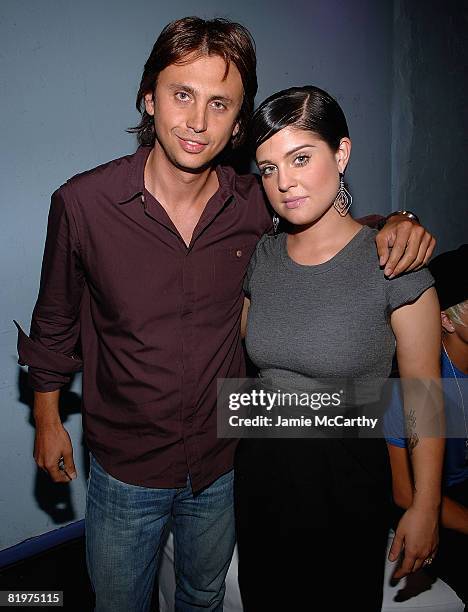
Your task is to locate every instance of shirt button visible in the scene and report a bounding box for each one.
[236,250,243,258]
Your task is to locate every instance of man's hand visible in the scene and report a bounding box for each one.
[388,505,439,580]
[33,390,77,482]
[34,423,77,482]
[375,217,436,278]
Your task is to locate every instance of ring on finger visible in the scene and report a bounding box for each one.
[423,557,434,567]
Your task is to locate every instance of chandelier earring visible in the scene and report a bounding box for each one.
[333,173,352,217]
[272,214,280,234]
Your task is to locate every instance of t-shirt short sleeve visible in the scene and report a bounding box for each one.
[243,234,269,298]
[384,266,434,313]
[243,260,253,297]
[243,266,252,297]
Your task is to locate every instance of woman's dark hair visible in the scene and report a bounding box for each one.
[251,86,349,153]
[129,16,257,149]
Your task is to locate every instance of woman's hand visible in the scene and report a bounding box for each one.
[388,504,439,579]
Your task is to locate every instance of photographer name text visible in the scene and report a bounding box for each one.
[228,415,379,429]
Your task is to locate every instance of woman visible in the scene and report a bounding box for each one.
[235,86,444,611]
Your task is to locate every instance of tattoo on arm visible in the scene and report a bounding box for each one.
[406,408,419,454]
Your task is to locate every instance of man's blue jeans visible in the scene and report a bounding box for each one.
[85,454,235,612]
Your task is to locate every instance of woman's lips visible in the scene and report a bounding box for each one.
[177,136,208,154]
[284,196,308,209]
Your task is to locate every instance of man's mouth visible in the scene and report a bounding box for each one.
[176,136,208,154]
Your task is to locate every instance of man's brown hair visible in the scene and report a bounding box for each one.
[130,16,257,149]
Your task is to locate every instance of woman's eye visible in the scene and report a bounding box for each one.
[294,155,310,167]
[259,166,275,177]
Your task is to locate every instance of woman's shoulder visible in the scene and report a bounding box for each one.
[341,226,381,271]
[344,227,432,297]
[253,232,284,258]
[356,225,378,249]
[356,226,435,310]
[244,233,284,285]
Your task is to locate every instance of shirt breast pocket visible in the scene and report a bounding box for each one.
[212,242,257,303]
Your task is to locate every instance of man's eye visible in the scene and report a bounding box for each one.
[211,101,226,110]
[175,92,190,101]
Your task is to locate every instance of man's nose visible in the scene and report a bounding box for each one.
[186,103,207,133]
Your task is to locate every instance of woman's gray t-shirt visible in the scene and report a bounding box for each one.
[244,226,434,381]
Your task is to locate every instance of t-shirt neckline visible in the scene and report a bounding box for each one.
[279,225,371,275]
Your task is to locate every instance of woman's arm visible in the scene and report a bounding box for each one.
[388,287,445,579]
[387,443,468,535]
[241,297,251,340]
[387,442,414,509]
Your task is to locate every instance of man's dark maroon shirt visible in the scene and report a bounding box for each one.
[17,146,271,492]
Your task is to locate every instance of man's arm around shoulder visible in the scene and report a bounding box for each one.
[358,212,436,277]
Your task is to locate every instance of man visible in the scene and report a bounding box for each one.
[16,16,435,612]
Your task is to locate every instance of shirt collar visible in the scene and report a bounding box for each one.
[117,145,236,205]
[117,145,152,204]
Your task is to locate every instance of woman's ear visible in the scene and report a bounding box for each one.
[335,137,352,174]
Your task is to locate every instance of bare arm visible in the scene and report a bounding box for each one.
[387,442,414,509]
[387,443,468,535]
[33,390,77,482]
[388,287,445,578]
[241,297,251,340]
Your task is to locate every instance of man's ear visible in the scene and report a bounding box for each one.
[441,311,455,333]
[232,121,240,138]
[144,92,155,116]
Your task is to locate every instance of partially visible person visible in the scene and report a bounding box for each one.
[387,244,468,610]
[235,85,444,612]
